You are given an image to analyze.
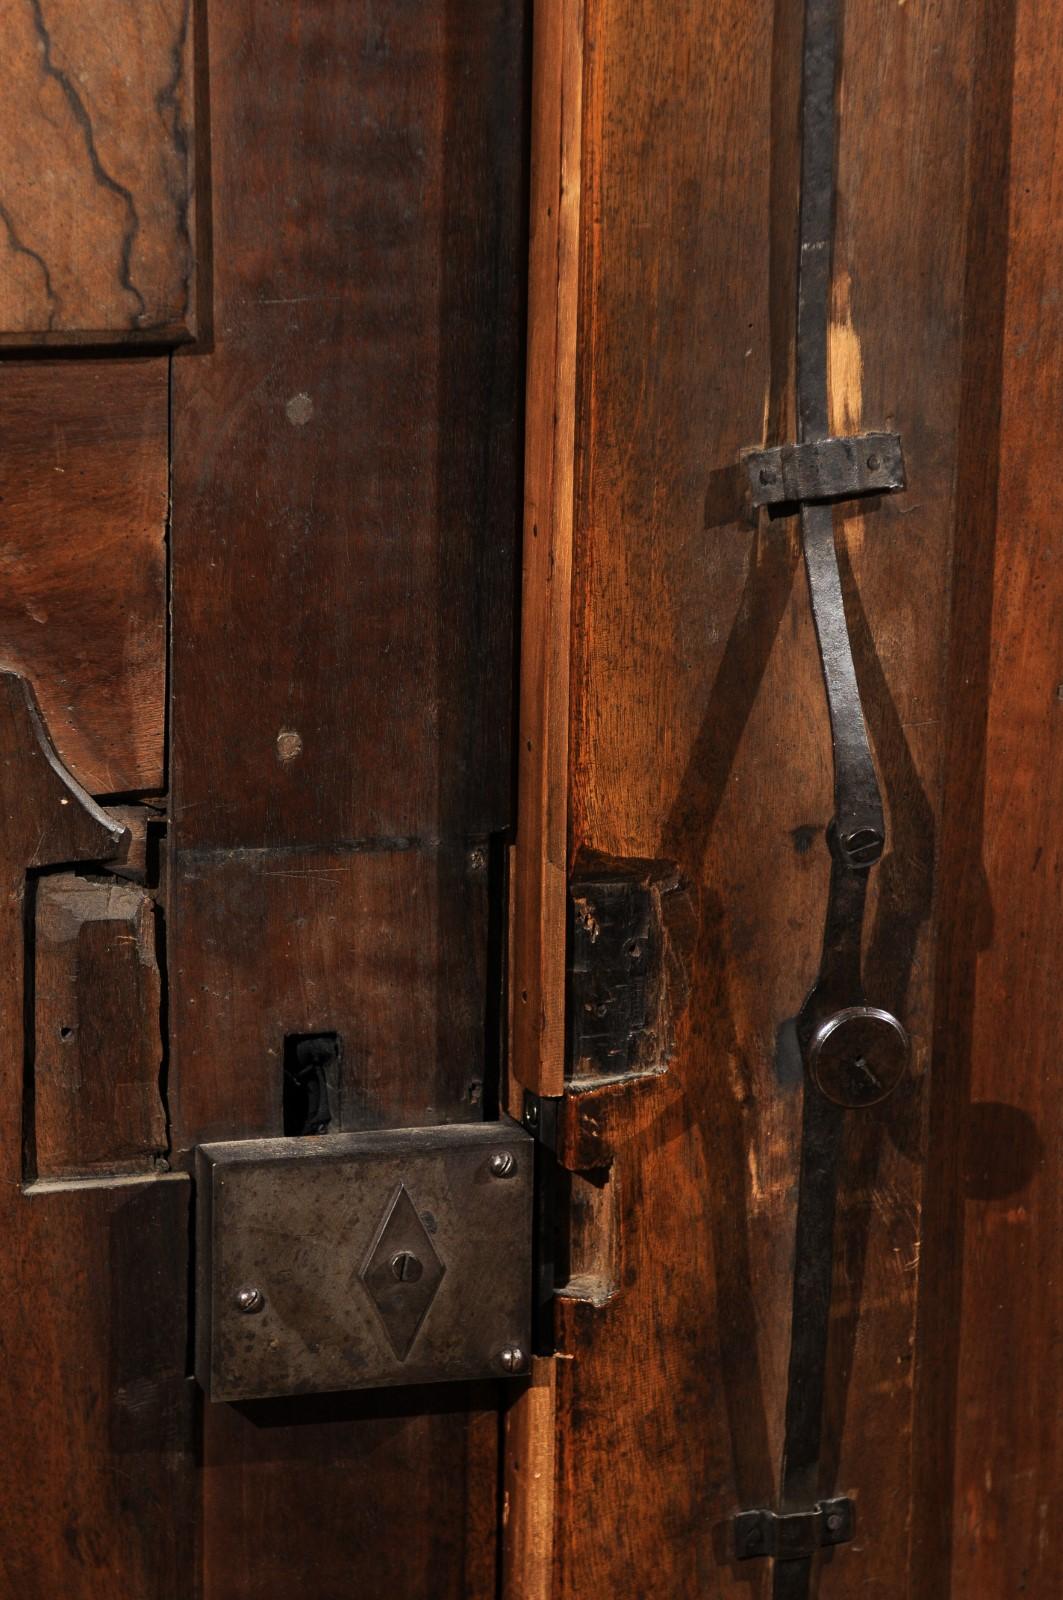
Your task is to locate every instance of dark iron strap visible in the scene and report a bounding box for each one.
[743,432,905,509]
[735,1497,854,1563]
[732,0,910,1588]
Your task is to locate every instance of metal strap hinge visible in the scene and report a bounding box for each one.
[743,432,905,509]
[734,1497,854,1562]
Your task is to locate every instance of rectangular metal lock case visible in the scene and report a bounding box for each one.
[196,1122,534,1401]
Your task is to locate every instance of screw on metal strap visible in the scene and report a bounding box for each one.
[742,432,905,509]
[733,1497,854,1562]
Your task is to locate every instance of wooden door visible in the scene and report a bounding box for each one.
[0,1,525,1595]
[0,3,1058,1599]
[507,0,1061,1596]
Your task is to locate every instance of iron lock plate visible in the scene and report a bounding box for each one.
[195,1122,534,1401]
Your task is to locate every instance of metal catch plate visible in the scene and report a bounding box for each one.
[195,1122,534,1401]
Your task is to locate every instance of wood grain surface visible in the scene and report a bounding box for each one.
[167,0,526,1593]
[0,1174,195,1600]
[0,0,1054,1593]
[0,672,192,1600]
[511,0,584,1101]
[0,0,195,345]
[34,873,165,1178]
[914,0,1063,1592]
[171,0,523,855]
[168,844,490,1150]
[502,1358,557,1600]
[0,358,168,796]
[503,1,1050,1597]
[552,1,793,1592]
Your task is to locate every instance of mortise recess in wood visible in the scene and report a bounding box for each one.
[33,873,165,1179]
[568,849,695,1082]
[0,671,193,1599]
[0,358,168,796]
[0,0,195,345]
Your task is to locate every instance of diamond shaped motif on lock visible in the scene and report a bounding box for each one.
[359,1183,446,1360]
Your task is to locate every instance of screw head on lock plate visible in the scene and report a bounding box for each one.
[807,1005,910,1107]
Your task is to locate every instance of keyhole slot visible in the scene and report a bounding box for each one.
[282,1033,341,1135]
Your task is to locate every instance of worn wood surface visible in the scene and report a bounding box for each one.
[169,845,490,1149]
[167,1,526,1594]
[0,671,128,1179]
[506,0,994,1596]
[0,0,194,345]
[34,873,164,1177]
[914,0,1063,1593]
[106,801,166,883]
[548,1,790,1591]
[0,1175,195,1599]
[817,0,974,1583]
[502,1358,557,1600]
[511,0,584,1102]
[202,1388,498,1600]
[171,0,523,855]
[0,671,193,1599]
[0,358,168,796]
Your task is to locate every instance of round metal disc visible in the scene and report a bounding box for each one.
[807,1006,910,1107]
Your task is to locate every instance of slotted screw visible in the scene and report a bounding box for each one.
[489,1151,515,1178]
[499,1345,526,1373]
[235,1286,264,1314]
[390,1250,424,1283]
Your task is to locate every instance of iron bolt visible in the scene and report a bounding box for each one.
[235,1286,264,1314]
[499,1345,526,1373]
[489,1151,515,1178]
[827,1513,843,1533]
[390,1250,424,1283]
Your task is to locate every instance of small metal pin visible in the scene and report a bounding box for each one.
[498,1345,526,1373]
[235,1286,264,1314]
[489,1151,515,1178]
